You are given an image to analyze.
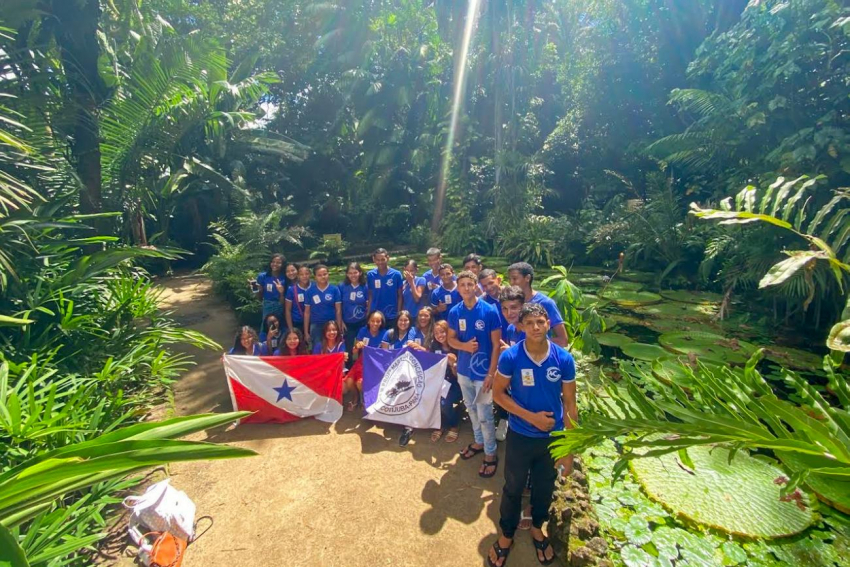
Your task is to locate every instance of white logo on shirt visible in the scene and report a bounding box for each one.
[386,278,394,287]
[325,293,333,301]
[374,280,381,289]
[444,295,452,304]
[474,319,485,331]
[297,294,304,302]
[312,295,321,304]
[266,284,273,292]
[353,306,366,319]
[546,367,561,382]
[459,319,467,332]
[469,352,489,378]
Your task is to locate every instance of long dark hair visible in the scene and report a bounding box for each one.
[345,261,366,286]
[284,262,299,286]
[267,253,285,275]
[281,328,308,356]
[321,321,342,353]
[231,326,259,355]
[392,310,413,341]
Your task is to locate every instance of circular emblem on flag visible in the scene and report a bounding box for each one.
[376,352,425,415]
[474,319,485,331]
[546,367,561,382]
[469,352,490,379]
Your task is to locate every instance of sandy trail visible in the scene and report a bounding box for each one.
[144,273,544,567]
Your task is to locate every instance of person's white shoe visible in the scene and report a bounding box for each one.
[495,419,508,442]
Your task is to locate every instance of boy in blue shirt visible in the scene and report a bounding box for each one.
[401,258,427,318]
[366,248,403,328]
[448,271,502,478]
[430,263,461,321]
[479,268,508,332]
[507,262,568,348]
[304,264,342,348]
[487,303,577,567]
[421,247,444,305]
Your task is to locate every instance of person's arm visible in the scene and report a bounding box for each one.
[551,323,568,348]
[558,380,578,474]
[285,297,294,331]
[303,305,311,338]
[396,284,403,315]
[366,284,372,314]
[492,372,555,433]
[275,280,285,304]
[409,278,424,302]
[483,327,502,392]
[253,275,264,301]
[335,301,343,332]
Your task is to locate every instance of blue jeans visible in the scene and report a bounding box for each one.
[441,380,462,429]
[458,373,497,455]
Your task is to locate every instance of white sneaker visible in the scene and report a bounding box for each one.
[495,419,508,442]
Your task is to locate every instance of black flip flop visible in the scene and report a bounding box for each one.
[487,539,512,567]
[460,443,484,460]
[479,456,499,478]
[532,536,556,566]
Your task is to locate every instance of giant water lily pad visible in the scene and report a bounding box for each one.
[620,343,670,361]
[658,331,757,364]
[600,280,646,292]
[599,289,662,307]
[631,445,815,537]
[619,271,656,283]
[578,294,610,309]
[659,290,724,305]
[596,332,635,348]
[634,302,718,319]
[606,313,647,328]
[762,345,824,371]
[778,451,850,514]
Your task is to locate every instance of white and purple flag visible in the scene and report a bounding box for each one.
[224,354,344,425]
[361,347,447,429]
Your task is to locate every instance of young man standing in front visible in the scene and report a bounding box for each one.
[448,271,502,478]
[487,303,577,567]
[506,262,569,348]
[367,248,403,329]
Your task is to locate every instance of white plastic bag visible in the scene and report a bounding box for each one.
[124,479,196,542]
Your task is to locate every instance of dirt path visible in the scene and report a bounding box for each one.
[147,273,544,567]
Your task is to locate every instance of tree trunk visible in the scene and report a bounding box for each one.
[50,0,107,221]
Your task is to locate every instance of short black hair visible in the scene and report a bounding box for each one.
[479,268,497,281]
[499,285,525,305]
[519,302,548,322]
[373,247,389,257]
[439,263,454,274]
[508,262,534,285]
[406,258,418,269]
[426,247,442,257]
[456,270,478,284]
[463,253,482,267]
[313,263,329,274]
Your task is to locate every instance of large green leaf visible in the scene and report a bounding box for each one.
[598,289,663,307]
[0,524,29,567]
[759,252,821,288]
[827,319,850,353]
[631,445,814,537]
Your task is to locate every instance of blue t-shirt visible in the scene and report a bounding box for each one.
[257,272,284,302]
[504,324,526,346]
[356,326,385,348]
[307,283,341,324]
[482,293,509,332]
[529,291,565,328]
[381,327,424,350]
[228,344,261,356]
[402,276,427,318]
[258,330,282,352]
[312,341,346,355]
[285,284,312,324]
[447,299,502,381]
[430,284,462,320]
[340,283,368,324]
[497,341,576,438]
[367,268,403,320]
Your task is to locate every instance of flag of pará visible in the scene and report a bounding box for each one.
[361,347,447,429]
[223,354,344,424]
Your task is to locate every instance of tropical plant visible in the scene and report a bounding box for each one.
[497,215,559,267]
[309,237,349,265]
[0,411,254,567]
[541,266,605,355]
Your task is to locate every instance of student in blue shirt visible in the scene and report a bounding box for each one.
[463,253,485,297]
[285,265,312,334]
[340,262,368,359]
[499,286,527,348]
[380,310,424,350]
[354,311,387,356]
[304,264,342,349]
[367,248,404,328]
[313,321,356,411]
[447,271,502,478]
[259,313,284,355]
[479,268,508,332]
[253,253,286,332]
[507,262,568,348]
[421,247,445,305]
[487,303,577,567]
[402,259,427,318]
[430,263,461,321]
[227,326,262,355]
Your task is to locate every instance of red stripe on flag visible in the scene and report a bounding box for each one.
[229,377,302,424]
[259,354,344,402]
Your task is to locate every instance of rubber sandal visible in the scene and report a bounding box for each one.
[430,429,443,442]
[445,430,459,443]
[460,443,484,460]
[487,539,512,567]
[519,510,532,531]
[399,427,413,447]
[479,456,499,478]
[532,536,556,565]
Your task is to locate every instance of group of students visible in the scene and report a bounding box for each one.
[233,247,576,566]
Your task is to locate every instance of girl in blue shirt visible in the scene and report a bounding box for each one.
[341,262,368,361]
[276,328,308,356]
[259,313,284,354]
[380,310,424,350]
[253,254,285,332]
[228,326,262,355]
[402,259,427,318]
[285,265,312,334]
[314,321,356,411]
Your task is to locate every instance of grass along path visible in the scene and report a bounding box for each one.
[134,272,545,567]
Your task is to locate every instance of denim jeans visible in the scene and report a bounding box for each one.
[457,373,497,455]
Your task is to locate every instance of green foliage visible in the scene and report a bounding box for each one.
[309,237,349,265]
[540,266,604,355]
